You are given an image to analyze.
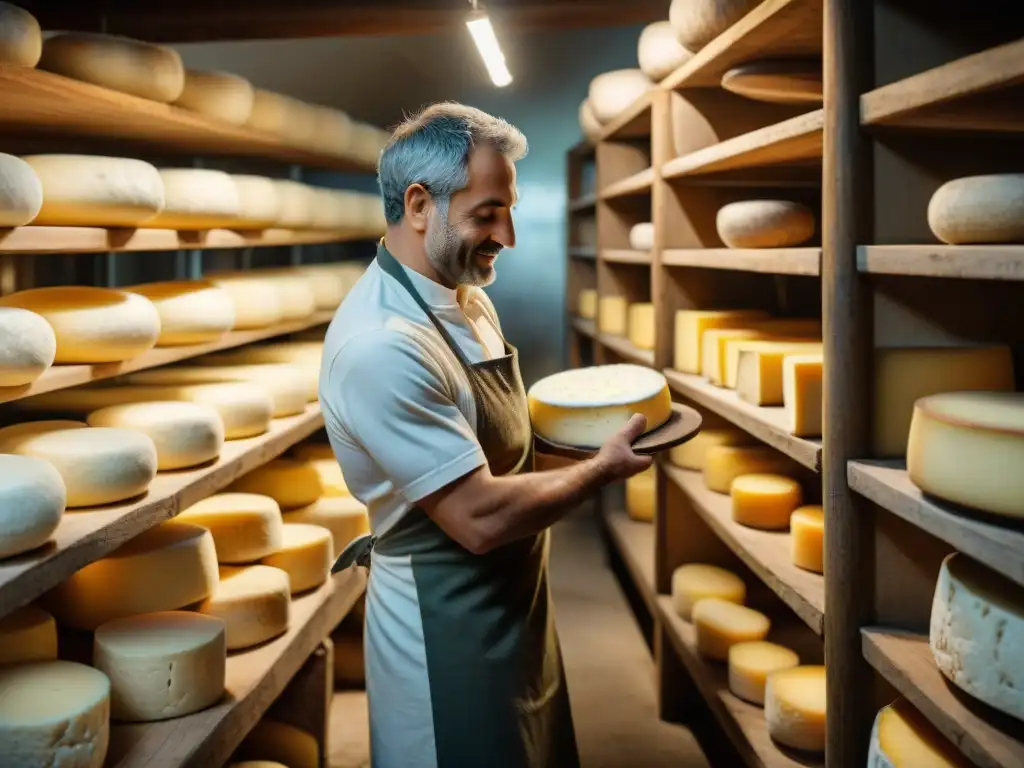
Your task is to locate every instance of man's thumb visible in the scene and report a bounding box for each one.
[620,413,649,442]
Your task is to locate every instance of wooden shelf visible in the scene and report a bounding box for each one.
[663,248,821,276]
[599,90,653,141]
[601,334,655,367]
[662,0,823,90]
[107,570,366,768]
[0,65,373,172]
[0,311,333,406]
[663,369,821,471]
[861,38,1024,132]
[862,628,1024,768]
[848,460,1024,588]
[569,193,598,212]
[858,245,1024,281]
[571,316,597,339]
[602,249,652,265]
[568,246,597,260]
[600,168,654,200]
[0,404,324,619]
[602,506,657,613]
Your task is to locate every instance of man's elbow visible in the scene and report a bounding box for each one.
[457,515,503,555]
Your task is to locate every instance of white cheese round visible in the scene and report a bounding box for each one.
[587,69,652,124]
[260,523,332,594]
[721,60,823,104]
[0,306,56,387]
[716,200,816,248]
[275,180,316,229]
[86,401,224,471]
[638,21,693,81]
[0,454,65,559]
[312,106,354,155]
[286,496,369,559]
[928,174,1024,244]
[270,274,317,320]
[175,493,284,563]
[196,342,322,400]
[232,175,281,229]
[669,0,760,51]
[0,2,42,67]
[124,279,235,346]
[229,458,324,510]
[286,265,347,310]
[629,222,654,251]
[93,611,226,722]
[578,99,602,144]
[246,89,294,135]
[208,276,284,329]
[237,721,319,768]
[0,152,43,226]
[198,564,291,650]
[173,69,255,125]
[764,665,827,752]
[144,168,241,230]
[0,604,58,665]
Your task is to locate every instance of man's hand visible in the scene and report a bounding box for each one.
[593,413,655,483]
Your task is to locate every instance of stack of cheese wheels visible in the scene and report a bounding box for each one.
[528,364,673,449]
[0,2,42,67]
[928,174,1024,244]
[124,280,236,346]
[86,401,225,470]
[716,200,816,248]
[625,465,656,522]
[0,455,65,559]
[692,598,770,660]
[143,168,242,230]
[175,493,285,564]
[728,641,800,705]
[232,175,282,229]
[764,666,827,753]
[0,604,58,665]
[790,505,823,573]
[637,20,693,81]
[0,306,56,387]
[671,563,745,621]
[868,698,970,767]
[587,69,652,125]
[260,523,333,594]
[237,720,319,768]
[704,444,797,494]
[730,474,803,530]
[208,275,284,330]
[198,564,291,650]
[173,70,255,125]
[229,458,324,510]
[668,0,760,51]
[0,153,43,227]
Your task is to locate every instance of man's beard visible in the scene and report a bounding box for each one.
[425,207,500,288]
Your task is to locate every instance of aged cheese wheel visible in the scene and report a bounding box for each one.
[598,295,628,335]
[124,279,235,346]
[286,497,369,559]
[625,465,656,522]
[348,122,388,167]
[312,105,354,155]
[638,20,693,81]
[290,265,346,310]
[704,445,797,494]
[0,454,65,559]
[868,698,970,767]
[143,168,241,230]
[765,666,827,752]
[729,641,800,705]
[0,307,56,387]
[229,458,324,510]
[669,0,760,51]
[588,69,651,124]
[692,598,770,660]
[722,59,823,104]
[86,401,224,471]
[0,152,43,226]
[260,523,333,594]
[173,69,255,125]
[208,276,284,330]
[0,604,58,665]
[289,445,349,495]
[246,89,294,136]
[791,505,823,574]
[175,493,284,564]
[232,175,281,229]
[628,303,655,351]
[716,200,815,248]
[275,180,316,229]
[39,32,184,102]
[671,563,745,621]
[731,474,802,530]
[23,154,164,227]
[196,340,323,391]
[927,174,1024,244]
[671,90,801,159]
[198,564,291,650]
[629,222,654,251]
[578,99,603,144]
[0,2,42,67]
[669,427,751,471]
[237,721,319,768]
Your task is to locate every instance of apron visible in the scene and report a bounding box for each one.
[333,243,580,768]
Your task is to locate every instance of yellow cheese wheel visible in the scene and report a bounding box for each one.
[0,152,44,227]
[791,505,823,574]
[246,89,294,135]
[692,598,770,660]
[625,466,656,522]
[86,401,224,471]
[627,302,655,350]
[598,295,628,335]
[764,665,827,752]
[286,497,369,559]
[0,307,55,387]
[0,604,58,666]
[229,458,324,510]
[260,523,332,594]
[728,641,800,705]
[577,289,598,319]
[671,563,745,621]
[174,493,284,563]
[237,721,318,768]
[311,105,354,155]
[231,175,281,229]
[704,445,796,494]
[124,279,235,346]
[669,427,751,471]
[868,698,970,767]
[730,474,802,530]
[198,565,291,651]
[173,69,255,125]
[143,168,241,230]
[0,2,41,67]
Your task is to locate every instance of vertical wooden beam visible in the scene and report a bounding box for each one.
[266,640,334,768]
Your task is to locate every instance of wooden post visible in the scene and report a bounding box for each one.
[267,640,335,768]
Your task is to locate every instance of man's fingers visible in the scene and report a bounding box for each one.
[620,413,649,442]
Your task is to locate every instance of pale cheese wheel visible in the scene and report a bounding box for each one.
[286,497,369,559]
[232,175,281,229]
[598,295,628,335]
[348,122,388,167]
[867,698,970,767]
[730,473,802,530]
[638,21,693,81]
[728,641,800,706]
[625,466,656,522]
[311,187,344,229]
[260,523,332,594]
[208,276,284,330]
[692,598,770,660]
[0,2,41,67]
[237,721,319,768]
[928,174,1024,245]
[312,105,354,156]
[716,200,815,248]
[527,364,672,448]
[22,155,164,227]
[704,445,797,494]
[0,152,44,226]
[0,660,110,768]
[671,563,745,621]
[764,666,827,752]
[292,265,347,309]
[275,180,316,229]
[628,303,655,351]
[289,444,349,495]
[669,426,751,471]
[791,505,823,574]
[0,604,58,665]
[173,69,255,125]
[196,343,322,401]
[628,222,654,251]
[0,453,65,557]
[270,274,317,320]
[332,631,365,687]
[578,99,602,144]
[44,521,219,630]
[577,288,597,319]
[669,0,760,51]
[246,89,294,136]
[124,280,235,346]
[229,458,324,510]
[722,60,823,105]
[175,493,284,564]
[143,168,241,230]
[0,306,56,386]
[93,611,226,722]
[587,69,651,124]
[198,564,291,650]
[86,401,224,471]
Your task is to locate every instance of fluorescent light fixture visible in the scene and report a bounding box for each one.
[466,13,512,87]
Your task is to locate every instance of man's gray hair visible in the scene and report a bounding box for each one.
[377,102,528,225]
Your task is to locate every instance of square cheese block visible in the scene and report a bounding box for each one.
[734,342,823,405]
[783,353,824,437]
[578,289,598,319]
[598,296,628,335]
[723,338,822,391]
[673,309,770,374]
[627,303,655,350]
[701,319,821,385]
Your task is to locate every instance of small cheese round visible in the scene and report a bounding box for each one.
[628,222,654,251]
[293,265,347,310]
[628,303,655,351]
[175,493,284,564]
[232,175,281,229]
[577,288,597,319]
[93,611,226,722]
[332,631,365,688]
[312,106,354,155]
[0,660,111,768]
[144,168,241,230]
[728,641,800,705]
[928,174,1024,244]
[86,401,224,471]
[868,698,969,767]
[638,21,693,81]
[195,345,320,402]
[0,604,58,665]
[173,69,255,125]
[208,276,284,329]
[764,665,827,752]
[578,99,602,144]
[587,69,651,124]
[198,564,291,650]
[598,295,628,335]
[0,306,56,387]
[124,279,235,346]
[0,2,42,67]
[791,505,823,574]
[692,598,770,660]
[21,154,164,227]
[0,152,44,226]
[246,89,294,136]
[237,721,319,768]
[274,180,316,229]
[286,497,369,559]
[261,523,332,594]
[730,474,802,530]
[39,32,185,102]
[289,444,349,495]
[721,60,823,104]
[45,521,219,630]
[625,466,656,522]
[229,459,324,510]
[704,445,796,494]
[669,427,751,471]
[716,200,816,248]
[671,564,745,621]
[669,0,760,51]
[271,274,317,320]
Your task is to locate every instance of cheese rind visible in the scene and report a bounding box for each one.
[587,69,651,124]
[791,506,823,574]
[716,200,815,249]
[0,454,65,559]
[286,497,369,559]
[144,168,241,230]
[237,721,319,768]
[673,309,770,374]
[765,665,827,752]
[867,698,969,767]
[628,222,655,251]
[86,401,224,470]
[229,459,324,510]
[928,174,1024,245]
[598,296,628,335]
[730,474,802,530]
[669,0,761,51]
[174,493,284,563]
[124,280,235,346]
[628,302,655,350]
[783,353,824,437]
[0,604,58,665]
[0,152,44,227]
[261,523,332,594]
[702,320,821,384]
[197,565,291,650]
[704,445,795,494]
[692,598,770,660]
[669,426,751,470]
[637,21,693,81]
[0,3,42,67]
[173,70,255,125]
[728,641,800,705]
[231,175,281,229]
[625,466,656,522]
[671,564,745,621]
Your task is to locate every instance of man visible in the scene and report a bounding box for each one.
[320,102,653,768]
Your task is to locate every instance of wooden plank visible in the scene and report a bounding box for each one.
[598,90,653,142]
[571,317,597,339]
[600,167,654,200]
[569,193,598,212]
[568,246,597,260]
[601,334,655,367]
[663,464,825,635]
[848,460,1024,588]
[858,245,1024,281]
[663,248,821,276]
[0,404,324,619]
[862,628,1024,768]
[107,571,366,768]
[602,249,652,265]
[0,311,333,405]
[601,506,656,613]
[663,369,822,471]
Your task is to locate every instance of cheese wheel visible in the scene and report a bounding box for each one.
[175,493,284,563]
[868,698,970,767]
[577,288,598,319]
[93,611,226,722]
[275,180,316,229]
[669,427,751,471]
[0,306,56,387]
[579,99,602,144]
[625,466,656,522]
[232,175,281,229]
[286,497,369,559]
[196,343,322,400]
[0,2,41,67]
[598,295,628,335]
[673,308,771,374]
[237,721,319,768]
[628,303,655,351]
[229,458,324,510]
[0,660,110,768]
[173,69,255,125]
[764,666,827,752]
[44,521,219,630]
[208,276,284,329]
[22,154,164,227]
[628,222,654,251]
[783,353,824,437]
[791,506,823,574]
[0,152,44,226]
[260,523,332,594]
[143,168,241,230]
[930,553,1024,722]
[716,200,816,248]
[527,364,672,448]
[289,444,349,495]
[671,564,745,621]
[669,0,760,51]
[198,564,291,650]
[638,21,693,81]
[704,445,796,494]
[0,604,58,665]
[692,598,770,660]
[928,174,1024,244]
[86,401,224,470]
[730,474,802,530]
[721,60,823,104]
[206,270,317,322]
[332,631,365,687]
[124,279,235,346]
[588,69,651,124]
[292,265,347,310]
[728,641,800,705]
[311,106,354,155]
[246,89,294,135]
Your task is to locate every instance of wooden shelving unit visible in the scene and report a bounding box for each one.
[663,248,821,276]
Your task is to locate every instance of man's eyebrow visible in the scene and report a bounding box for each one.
[472,196,514,210]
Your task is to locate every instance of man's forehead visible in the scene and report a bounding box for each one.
[462,145,518,206]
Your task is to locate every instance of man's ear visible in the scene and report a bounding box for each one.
[404,183,431,233]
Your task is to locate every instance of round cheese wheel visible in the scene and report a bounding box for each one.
[175,493,284,563]
[22,154,164,227]
[229,458,324,510]
[692,598,771,660]
[44,521,219,630]
[332,631,365,687]
[0,660,110,768]
[289,265,347,310]
[312,106,354,155]
[764,666,827,752]
[791,505,824,574]
[669,0,760,51]
[39,32,185,102]
[310,187,343,229]
[0,2,42,67]
[927,174,1024,244]
[143,168,241,230]
[0,454,65,559]
[671,563,745,621]
[303,457,349,496]
[275,180,316,229]
[237,721,319,768]
[0,604,58,665]
[721,59,823,104]
[268,274,317,320]
[198,564,291,650]
[730,473,803,530]
[124,279,235,346]
[173,69,255,125]
[260,523,332,594]
[868,698,971,768]
[728,641,800,705]
[286,496,369,559]
[348,122,387,167]
[246,89,291,135]
[232,175,281,229]
[629,222,654,251]
[587,69,651,124]
[578,99,602,144]
[86,401,224,471]
[93,611,226,722]
[0,152,43,226]
[282,99,320,148]
[196,342,322,400]
[0,286,161,364]
[0,306,56,387]
[716,200,815,248]
[208,276,284,330]
[638,21,693,81]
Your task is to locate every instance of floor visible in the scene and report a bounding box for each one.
[327,506,710,768]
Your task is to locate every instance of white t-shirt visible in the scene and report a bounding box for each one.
[319,256,506,536]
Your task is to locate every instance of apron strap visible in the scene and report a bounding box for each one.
[332,532,376,573]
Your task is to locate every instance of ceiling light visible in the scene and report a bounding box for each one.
[466,11,512,87]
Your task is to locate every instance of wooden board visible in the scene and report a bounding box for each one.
[0,311,333,405]
[571,316,597,339]
[107,571,366,768]
[663,248,821,276]
[602,506,657,613]
[0,404,324,619]
[535,403,702,459]
[601,333,656,366]
[569,193,598,212]
[858,245,1024,281]
[603,249,653,265]
[569,246,598,260]
[663,464,824,635]
[862,628,1024,768]
[598,90,653,142]
[849,460,1024,588]
[601,167,655,200]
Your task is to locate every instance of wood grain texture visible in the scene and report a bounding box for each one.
[663,248,821,276]
[602,506,656,612]
[601,333,655,367]
[858,245,1024,281]
[601,167,655,200]
[598,90,653,142]
[266,641,333,768]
